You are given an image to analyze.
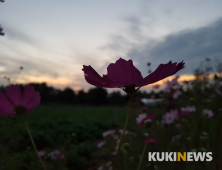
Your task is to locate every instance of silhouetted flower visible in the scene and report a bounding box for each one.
[0,85,40,116]
[83,58,184,94]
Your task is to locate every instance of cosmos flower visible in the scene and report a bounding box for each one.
[97,141,106,148]
[181,106,196,112]
[203,109,214,118]
[136,113,147,124]
[103,130,115,137]
[143,137,157,144]
[173,90,182,99]
[38,151,46,157]
[161,110,178,125]
[0,85,40,116]
[83,58,184,94]
[164,75,180,92]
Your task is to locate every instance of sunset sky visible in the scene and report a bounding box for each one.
[0,0,222,92]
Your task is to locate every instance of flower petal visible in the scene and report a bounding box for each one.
[5,85,22,105]
[0,91,15,116]
[26,91,41,109]
[83,65,116,88]
[22,85,36,105]
[106,58,142,86]
[138,61,184,86]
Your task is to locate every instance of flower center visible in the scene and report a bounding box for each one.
[14,105,27,115]
[123,85,136,94]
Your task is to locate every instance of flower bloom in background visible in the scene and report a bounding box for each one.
[203,109,214,118]
[103,130,115,137]
[48,150,65,160]
[161,110,178,125]
[136,113,147,123]
[0,85,40,116]
[38,151,46,157]
[148,113,156,120]
[181,106,196,112]
[143,137,157,144]
[0,25,4,36]
[178,111,189,116]
[97,141,106,148]
[215,79,222,96]
[39,150,65,160]
[164,75,180,92]
[83,58,184,94]
[173,90,182,99]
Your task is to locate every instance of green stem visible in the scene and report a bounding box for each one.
[113,94,131,170]
[22,116,47,170]
[136,141,148,170]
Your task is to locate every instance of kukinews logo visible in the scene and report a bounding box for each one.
[148,152,212,161]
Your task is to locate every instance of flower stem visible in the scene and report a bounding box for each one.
[22,116,47,170]
[113,94,131,170]
[136,141,147,170]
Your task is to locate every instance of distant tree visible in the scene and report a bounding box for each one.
[30,83,58,103]
[58,87,76,104]
[108,91,126,105]
[77,90,87,104]
[87,87,108,105]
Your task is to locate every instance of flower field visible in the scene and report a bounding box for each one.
[0,72,222,170]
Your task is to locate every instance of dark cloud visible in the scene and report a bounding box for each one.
[2,25,39,46]
[127,18,222,76]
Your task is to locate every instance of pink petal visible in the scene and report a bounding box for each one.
[26,91,40,108]
[85,76,114,88]
[138,61,184,86]
[5,85,22,105]
[22,85,37,106]
[0,91,15,116]
[106,58,143,86]
[83,65,115,88]
[148,113,156,120]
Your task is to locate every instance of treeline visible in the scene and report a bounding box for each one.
[0,83,163,105]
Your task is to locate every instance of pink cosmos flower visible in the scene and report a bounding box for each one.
[178,111,188,116]
[148,113,156,120]
[53,150,61,156]
[103,130,115,137]
[38,151,46,157]
[161,110,178,125]
[203,109,214,118]
[59,154,65,160]
[97,141,106,148]
[136,113,147,123]
[143,137,157,144]
[173,90,182,99]
[83,58,184,94]
[181,106,196,112]
[164,75,180,92]
[0,85,40,116]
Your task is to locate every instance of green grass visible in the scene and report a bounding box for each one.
[0,105,128,170]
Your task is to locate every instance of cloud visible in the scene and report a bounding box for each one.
[127,18,222,76]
